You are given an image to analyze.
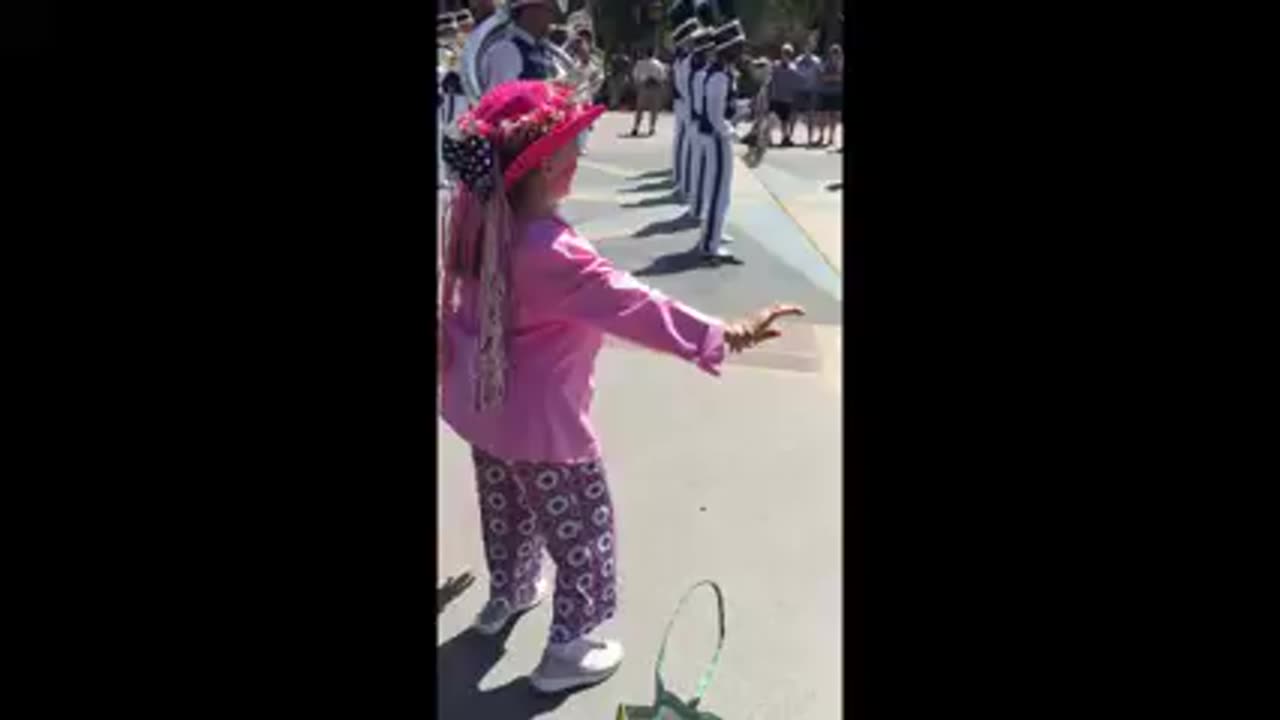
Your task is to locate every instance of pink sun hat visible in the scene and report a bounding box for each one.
[444,79,606,197]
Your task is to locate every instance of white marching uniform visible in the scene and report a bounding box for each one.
[672,53,690,197]
[478,24,556,93]
[698,63,736,255]
[688,63,709,217]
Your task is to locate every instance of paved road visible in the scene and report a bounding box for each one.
[744,118,845,274]
[437,111,843,720]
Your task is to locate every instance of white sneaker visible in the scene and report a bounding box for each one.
[530,636,625,694]
[471,576,550,636]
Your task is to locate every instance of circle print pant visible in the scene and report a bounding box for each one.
[471,447,618,645]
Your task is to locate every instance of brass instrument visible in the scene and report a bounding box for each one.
[438,9,473,73]
[744,59,772,166]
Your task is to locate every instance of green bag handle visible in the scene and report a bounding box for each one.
[653,580,726,708]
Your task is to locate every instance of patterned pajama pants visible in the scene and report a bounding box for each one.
[471,447,619,645]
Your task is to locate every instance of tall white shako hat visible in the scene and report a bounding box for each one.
[509,0,569,12]
[712,18,746,53]
[689,28,716,54]
[672,17,701,47]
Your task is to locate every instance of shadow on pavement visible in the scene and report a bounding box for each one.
[438,571,476,615]
[620,192,684,210]
[628,169,670,181]
[633,248,723,277]
[631,213,701,238]
[437,626,571,719]
[619,179,675,193]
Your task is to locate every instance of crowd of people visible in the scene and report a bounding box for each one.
[596,38,844,153]
[758,39,844,149]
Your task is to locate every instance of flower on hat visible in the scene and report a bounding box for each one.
[444,80,605,196]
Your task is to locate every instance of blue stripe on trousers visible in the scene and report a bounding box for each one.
[701,135,725,252]
[674,121,685,184]
[694,136,708,216]
[681,131,694,197]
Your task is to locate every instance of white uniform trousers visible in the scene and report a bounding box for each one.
[673,101,687,191]
[691,125,713,219]
[698,130,733,254]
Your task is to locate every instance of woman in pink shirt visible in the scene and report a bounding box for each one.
[439,80,803,694]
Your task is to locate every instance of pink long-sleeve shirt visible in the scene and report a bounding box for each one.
[441,215,727,463]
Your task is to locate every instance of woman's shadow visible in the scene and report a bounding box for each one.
[436,576,578,719]
[436,624,570,719]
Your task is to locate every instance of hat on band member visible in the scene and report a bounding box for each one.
[712,19,746,53]
[672,17,700,46]
[690,29,716,53]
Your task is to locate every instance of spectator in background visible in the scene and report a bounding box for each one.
[569,28,605,155]
[607,53,630,109]
[549,24,569,47]
[769,43,802,147]
[793,38,822,146]
[630,47,667,137]
[816,43,843,147]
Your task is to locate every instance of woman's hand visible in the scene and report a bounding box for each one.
[724,304,806,353]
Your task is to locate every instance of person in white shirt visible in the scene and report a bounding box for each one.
[697,19,747,263]
[629,47,666,137]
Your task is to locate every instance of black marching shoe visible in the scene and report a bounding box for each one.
[700,246,740,265]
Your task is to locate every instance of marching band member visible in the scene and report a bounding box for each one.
[669,17,700,199]
[685,28,715,223]
[697,19,747,263]
[476,0,562,93]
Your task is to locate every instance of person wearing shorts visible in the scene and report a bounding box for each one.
[793,42,822,145]
[817,44,843,146]
[630,47,666,137]
[767,43,800,147]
